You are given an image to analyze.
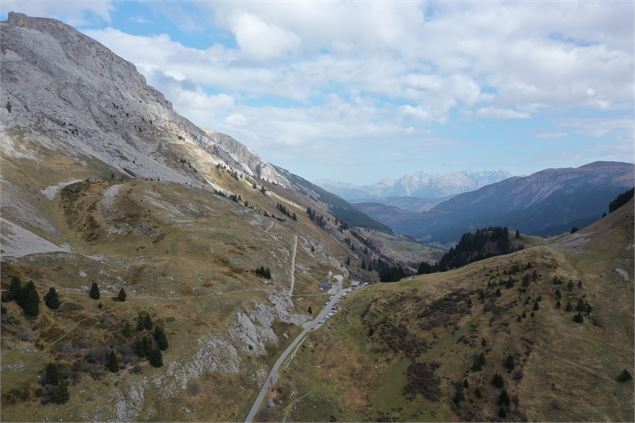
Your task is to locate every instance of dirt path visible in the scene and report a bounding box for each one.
[49,316,90,347]
[265,221,275,232]
[288,235,298,296]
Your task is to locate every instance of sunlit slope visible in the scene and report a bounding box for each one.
[263,200,634,421]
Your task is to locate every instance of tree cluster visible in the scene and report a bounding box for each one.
[276,203,297,220]
[306,207,326,228]
[418,227,517,274]
[40,363,69,404]
[609,187,634,213]
[2,276,40,317]
[255,266,272,279]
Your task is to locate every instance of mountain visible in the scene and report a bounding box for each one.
[256,197,634,421]
[358,161,634,244]
[0,13,420,421]
[321,170,511,201]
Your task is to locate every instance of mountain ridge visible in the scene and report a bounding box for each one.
[321,170,511,201]
[356,161,633,244]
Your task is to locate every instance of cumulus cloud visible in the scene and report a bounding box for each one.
[230,12,300,61]
[72,1,635,175]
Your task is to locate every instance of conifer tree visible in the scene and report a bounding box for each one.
[153,326,169,350]
[89,282,100,300]
[471,352,486,371]
[9,276,21,301]
[44,287,60,310]
[617,369,633,382]
[148,347,163,367]
[44,362,61,385]
[504,354,515,373]
[49,381,70,404]
[21,281,40,317]
[492,373,505,389]
[106,350,119,372]
[117,288,126,302]
[122,321,133,338]
[573,313,584,324]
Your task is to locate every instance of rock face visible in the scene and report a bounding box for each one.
[0,12,287,187]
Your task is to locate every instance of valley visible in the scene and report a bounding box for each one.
[0,10,633,423]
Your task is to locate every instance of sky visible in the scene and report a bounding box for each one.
[1,0,634,185]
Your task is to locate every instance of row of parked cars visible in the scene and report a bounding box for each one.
[317,287,354,326]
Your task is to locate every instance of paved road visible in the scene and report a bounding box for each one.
[244,275,346,423]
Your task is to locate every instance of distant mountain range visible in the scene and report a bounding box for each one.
[356,161,634,244]
[320,170,511,201]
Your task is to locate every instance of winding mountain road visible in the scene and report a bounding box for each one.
[244,275,345,423]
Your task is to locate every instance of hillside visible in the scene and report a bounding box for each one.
[0,12,423,421]
[274,166,393,233]
[257,199,634,421]
[359,161,634,244]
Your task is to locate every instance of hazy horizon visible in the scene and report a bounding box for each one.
[2,1,633,185]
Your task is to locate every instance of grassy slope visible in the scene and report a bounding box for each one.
[262,201,634,421]
[0,144,346,421]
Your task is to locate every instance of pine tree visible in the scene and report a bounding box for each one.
[617,369,633,382]
[504,354,515,373]
[308,306,313,314]
[21,281,39,317]
[498,388,510,406]
[148,347,163,367]
[49,381,70,404]
[565,302,573,312]
[89,282,100,300]
[153,326,169,350]
[117,288,126,302]
[122,321,133,338]
[106,350,119,372]
[492,373,505,389]
[471,352,486,371]
[9,276,21,301]
[573,313,584,324]
[533,301,539,311]
[495,288,501,297]
[44,362,61,385]
[44,287,60,310]
[515,229,520,239]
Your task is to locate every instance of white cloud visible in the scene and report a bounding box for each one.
[476,107,530,119]
[225,113,247,126]
[82,1,633,169]
[230,13,300,61]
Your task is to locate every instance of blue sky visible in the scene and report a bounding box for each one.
[1,1,633,184]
